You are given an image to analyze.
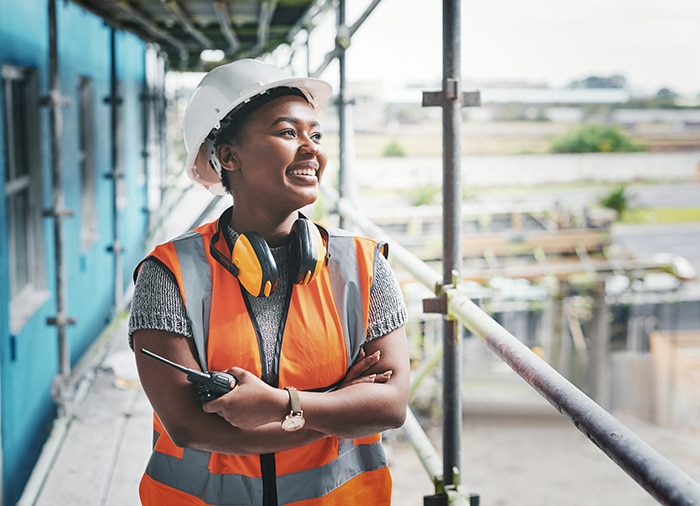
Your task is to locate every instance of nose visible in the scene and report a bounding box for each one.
[298,134,320,155]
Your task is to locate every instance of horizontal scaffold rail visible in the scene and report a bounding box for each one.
[329,191,700,505]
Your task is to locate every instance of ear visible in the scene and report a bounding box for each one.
[216,144,238,172]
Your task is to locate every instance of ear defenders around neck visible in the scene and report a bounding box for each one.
[211,209,329,297]
[231,231,279,297]
[288,218,328,285]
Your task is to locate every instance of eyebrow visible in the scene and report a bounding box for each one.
[271,116,321,129]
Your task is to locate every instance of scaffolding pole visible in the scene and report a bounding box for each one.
[45,0,76,417]
[440,0,462,491]
[421,1,480,502]
[336,0,349,228]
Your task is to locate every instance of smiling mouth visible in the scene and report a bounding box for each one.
[288,166,318,178]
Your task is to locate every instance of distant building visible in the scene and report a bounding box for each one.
[345,79,700,129]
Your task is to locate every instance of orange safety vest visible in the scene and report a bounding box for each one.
[136,216,393,505]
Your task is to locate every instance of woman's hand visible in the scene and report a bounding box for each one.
[202,368,286,430]
[338,348,393,389]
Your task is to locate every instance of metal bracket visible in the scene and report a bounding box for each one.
[139,91,157,102]
[47,315,77,327]
[39,90,72,108]
[42,207,74,218]
[423,293,448,315]
[422,89,481,108]
[336,24,351,49]
[106,241,124,254]
[103,95,124,106]
[104,170,125,180]
[423,272,461,316]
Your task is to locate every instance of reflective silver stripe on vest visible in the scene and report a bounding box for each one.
[173,231,212,370]
[277,439,386,504]
[145,438,386,505]
[146,446,263,504]
[326,230,367,363]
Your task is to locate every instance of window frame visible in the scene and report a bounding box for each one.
[2,64,49,333]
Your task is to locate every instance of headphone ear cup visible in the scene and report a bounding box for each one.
[289,219,327,285]
[232,232,278,297]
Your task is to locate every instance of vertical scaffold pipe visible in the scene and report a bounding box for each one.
[109,29,123,308]
[337,0,348,228]
[46,0,72,415]
[442,0,463,488]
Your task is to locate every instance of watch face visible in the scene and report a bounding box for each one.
[282,414,305,432]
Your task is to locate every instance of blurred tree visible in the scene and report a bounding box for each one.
[568,74,628,89]
[655,87,678,100]
[550,124,645,153]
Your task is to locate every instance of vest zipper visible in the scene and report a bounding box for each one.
[243,279,293,506]
[260,453,278,506]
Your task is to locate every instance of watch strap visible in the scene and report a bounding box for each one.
[285,386,302,415]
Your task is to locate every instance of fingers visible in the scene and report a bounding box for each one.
[202,397,221,413]
[201,367,246,414]
[341,369,393,388]
[348,350,381,374]
[374,370,393,383]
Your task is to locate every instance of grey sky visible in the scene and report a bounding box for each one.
[300,0,699,96]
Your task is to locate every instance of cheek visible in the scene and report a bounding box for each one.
[239,143,281,170]
[317,147,328,169]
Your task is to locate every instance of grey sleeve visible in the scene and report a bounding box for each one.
[366,252,407,341]
[127,258,193,349]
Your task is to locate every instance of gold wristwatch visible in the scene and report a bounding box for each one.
[281,387,305,432]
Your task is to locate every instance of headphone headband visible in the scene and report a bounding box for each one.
[209,207,328,297]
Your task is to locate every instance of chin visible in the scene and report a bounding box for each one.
[298,190,319,207]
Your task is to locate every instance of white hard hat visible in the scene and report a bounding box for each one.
[183,59,333,195]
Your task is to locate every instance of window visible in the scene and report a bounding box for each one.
[2,65,47,332]
[78,76,97,250]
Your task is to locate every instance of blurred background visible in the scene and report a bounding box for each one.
[1,1,699,504]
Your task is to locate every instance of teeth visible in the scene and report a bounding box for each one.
[290,168,316,176]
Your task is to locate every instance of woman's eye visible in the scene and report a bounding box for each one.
[312,132,323,142]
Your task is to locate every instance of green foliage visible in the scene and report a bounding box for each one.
[382,139,406,157]
[599,185,633,217]
[409,184,440,206]
[621,207,700,224]
[550,124,645,153]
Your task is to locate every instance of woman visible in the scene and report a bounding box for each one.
[129,59,410,505]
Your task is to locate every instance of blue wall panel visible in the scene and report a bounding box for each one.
[58,5,118,364]
[0,1,55,503]
[0,1,150,503]
[116,33,150,300]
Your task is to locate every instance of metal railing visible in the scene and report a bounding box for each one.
[329,191,700,506]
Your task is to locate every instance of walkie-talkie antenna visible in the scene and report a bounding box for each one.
[140,348,236,401]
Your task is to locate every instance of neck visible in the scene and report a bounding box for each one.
[228,206,297,247]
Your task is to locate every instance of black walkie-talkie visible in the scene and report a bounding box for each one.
[140,348,236,401]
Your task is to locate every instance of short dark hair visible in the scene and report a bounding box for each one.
[212,87,308,194]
